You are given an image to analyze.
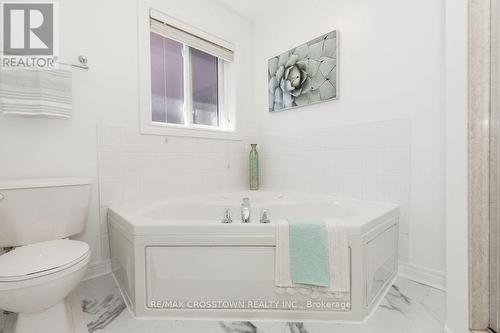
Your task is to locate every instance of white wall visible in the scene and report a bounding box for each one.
[0,0,254,276]
[445,0,469,331]
[251,0,446,281]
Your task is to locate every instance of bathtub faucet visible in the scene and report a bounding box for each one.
[241,197,251,223]
[221,209,233,224]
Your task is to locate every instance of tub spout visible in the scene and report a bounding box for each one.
[241,197,250,223]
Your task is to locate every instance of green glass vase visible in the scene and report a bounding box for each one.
[249,144,259,190]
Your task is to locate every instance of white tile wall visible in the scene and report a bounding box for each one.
[97,125,248,260]
[97,119,410,263]
[252,118,411,261]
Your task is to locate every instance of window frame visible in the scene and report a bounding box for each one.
[138,7,239,141]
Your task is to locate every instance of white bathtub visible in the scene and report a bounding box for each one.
[108,190,399,321]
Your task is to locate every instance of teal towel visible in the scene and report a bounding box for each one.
[287,218,330,287]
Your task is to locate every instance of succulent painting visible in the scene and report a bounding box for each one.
[268,31,338,112]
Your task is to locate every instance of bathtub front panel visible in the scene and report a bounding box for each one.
[145,246,351,311]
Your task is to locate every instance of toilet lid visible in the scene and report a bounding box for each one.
[0,239,89,281]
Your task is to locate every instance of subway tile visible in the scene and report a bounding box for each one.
[303,173,327,194]
[362,149,383,173]
[121,177,144,203]
[108,126,123,148]
[229,153,245,175]
[118,153,147,179]
[381,148,410,176]
[283,133,299,152]
[338,150,363,172]
[362,175,388,201]
[146,153,173,176]
[96,125,108,148]
[142,178,179,200]
[327,150,343,171]
[308,129,324,151]
[329,175,344,196]
[275,135,290,152]
[316,127,333,151]
[205,172,222,193]
[99,206,109,235]
[343,173,363,199]
[99,179,123,206]
[297,130,322,152]
[269,172,286,190]
[343,124,364,149]
[357,122,383,148]
[302,151,325,174]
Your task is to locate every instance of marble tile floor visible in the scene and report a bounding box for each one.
[81,274,445,333]
[0,274,445,333]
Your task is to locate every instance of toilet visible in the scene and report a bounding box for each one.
[0,178,92,333]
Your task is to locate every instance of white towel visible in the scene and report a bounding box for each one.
[0,68,72,118]
[275,220,350,296]
[275,219,293,287]
[326,222,350,293]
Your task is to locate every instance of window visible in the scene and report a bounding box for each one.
[146,13,235,136]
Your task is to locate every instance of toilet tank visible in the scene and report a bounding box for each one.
[0,178,91,247]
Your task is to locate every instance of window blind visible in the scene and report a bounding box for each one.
[150,18,234,62]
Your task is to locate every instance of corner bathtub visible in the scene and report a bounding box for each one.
[108,190,399,321]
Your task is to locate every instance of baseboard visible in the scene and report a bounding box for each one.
[398,261,446,291]
[446,326,490,333]
[83,259,111,281]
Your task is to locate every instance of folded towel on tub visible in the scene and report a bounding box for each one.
[287,218,330,287]
[275,219,350,295]
[325,222,350,293]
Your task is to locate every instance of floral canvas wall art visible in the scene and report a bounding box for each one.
[268,30,338,112]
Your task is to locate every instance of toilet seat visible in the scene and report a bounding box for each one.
[0,239,90,282]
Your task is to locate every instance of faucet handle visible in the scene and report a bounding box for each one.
[222,208,233,224]
[260,209,271,223]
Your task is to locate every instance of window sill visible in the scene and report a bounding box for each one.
[140,123,242,141]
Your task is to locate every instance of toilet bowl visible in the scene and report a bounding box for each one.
[0,239,90,333]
